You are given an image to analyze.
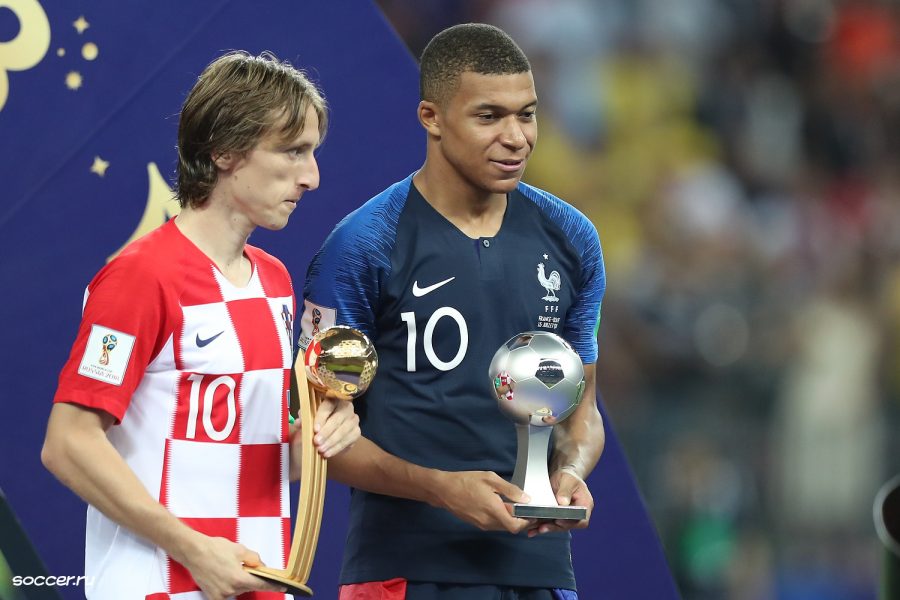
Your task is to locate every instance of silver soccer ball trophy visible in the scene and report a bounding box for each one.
[489,331,587,519]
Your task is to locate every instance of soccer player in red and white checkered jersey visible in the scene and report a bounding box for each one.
[41,52,360,600]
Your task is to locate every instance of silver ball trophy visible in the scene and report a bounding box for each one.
[489,331,587,520]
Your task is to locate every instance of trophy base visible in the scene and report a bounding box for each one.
[512,503,587,521]
[245,566,313,597]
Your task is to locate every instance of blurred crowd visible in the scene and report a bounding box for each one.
[377,0,900,598]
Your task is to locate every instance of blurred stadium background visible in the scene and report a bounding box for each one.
[376,1,900,599]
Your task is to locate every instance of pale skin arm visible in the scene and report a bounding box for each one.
[530,363,604,537]
[327,436,534,534]
[288,390,360,481]
[41,402,284,600]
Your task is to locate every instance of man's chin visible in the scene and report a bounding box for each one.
[488,177,523,194]
[261,220,291,232]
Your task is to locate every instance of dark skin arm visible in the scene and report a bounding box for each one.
[327,365,602,537]
[529,363,604,537]
[327,436,534,533]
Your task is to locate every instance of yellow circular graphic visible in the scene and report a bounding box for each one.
[65,71,82,90]
[82,42,98,61]
[56,47,65,57]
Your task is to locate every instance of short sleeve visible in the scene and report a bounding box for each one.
[561,218,605,364]
[54,256,175,422]
[298,178,409,352]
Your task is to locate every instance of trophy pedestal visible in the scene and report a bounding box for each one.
[510,423,586,521]
[512,503,587,520]
[245,565,313,597]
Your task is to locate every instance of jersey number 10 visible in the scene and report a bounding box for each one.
[401,307,469,372]
[185,373,237,441]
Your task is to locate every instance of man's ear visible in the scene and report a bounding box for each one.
[418,101,441,137]
[212,151,238,171]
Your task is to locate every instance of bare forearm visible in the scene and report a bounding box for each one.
[43,403,287,596]
[327,435,531,533]
[551,404,604,478]
[327,436,445,506]
[550,365,604,479]
[41,405,200,564]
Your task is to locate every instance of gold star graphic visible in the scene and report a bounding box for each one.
[90,156,110,177]
[65,71,83,90]
[73,16,89,34]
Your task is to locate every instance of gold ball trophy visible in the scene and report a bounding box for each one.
[246,325,377,596]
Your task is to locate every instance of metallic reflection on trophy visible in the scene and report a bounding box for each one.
[246,325,377,596]
[489,331,587,520]
[305,325,379,398]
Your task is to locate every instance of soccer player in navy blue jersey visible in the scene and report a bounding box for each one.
[299,23,606,600]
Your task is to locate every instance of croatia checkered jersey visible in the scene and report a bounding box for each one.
[54,219,293,600]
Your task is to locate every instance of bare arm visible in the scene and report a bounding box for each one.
[327,435,533,533]
[550,363,604,479]
[288,387,361,481]
[41,402,283,600]
[533,363,604,536]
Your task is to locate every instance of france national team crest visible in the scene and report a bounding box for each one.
[536,253,562,331]
[78,325,136,386]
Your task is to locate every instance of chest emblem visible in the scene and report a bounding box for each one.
[281,304,294,340]
[536,254,562,330]
[537,261,561,302]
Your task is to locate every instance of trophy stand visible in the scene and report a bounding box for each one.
[245,360,323,597]
[510,422,586,520]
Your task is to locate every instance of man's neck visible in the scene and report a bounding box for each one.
[413,161,508,239]
[174,203,253,286]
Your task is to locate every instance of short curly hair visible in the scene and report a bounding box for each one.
[419,23,531,106]
[176,51,328,209]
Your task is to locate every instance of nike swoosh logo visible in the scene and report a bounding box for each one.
[196,331,225,347]
[412,276,456,297]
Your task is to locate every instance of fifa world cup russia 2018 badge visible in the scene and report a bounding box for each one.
[311,307,322,337]
[99,334,118,365]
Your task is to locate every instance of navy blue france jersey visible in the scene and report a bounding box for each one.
[299,173,605,589]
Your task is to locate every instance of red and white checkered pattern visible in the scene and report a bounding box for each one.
[55,221,293,600]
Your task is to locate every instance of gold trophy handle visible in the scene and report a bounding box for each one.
[245,325,377,597]
[245,359,323,597]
